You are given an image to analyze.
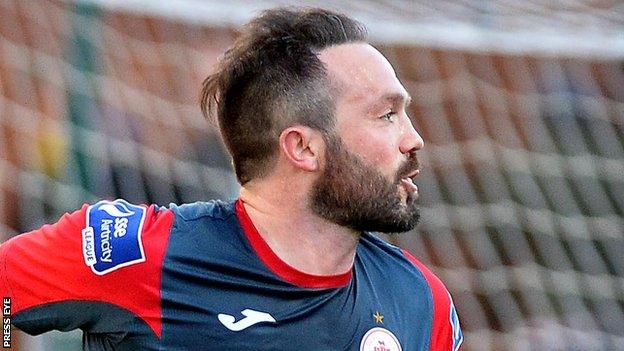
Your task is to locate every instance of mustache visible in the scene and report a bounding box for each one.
[396,152,420,181]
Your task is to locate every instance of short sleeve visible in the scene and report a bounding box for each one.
[0,200,174,338]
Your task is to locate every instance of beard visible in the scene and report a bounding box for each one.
[310,133,420,234]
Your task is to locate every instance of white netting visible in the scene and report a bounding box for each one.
[1,1,623,350]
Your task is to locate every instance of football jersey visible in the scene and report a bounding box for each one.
[0,199,463,350]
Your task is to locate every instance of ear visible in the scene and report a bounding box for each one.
[279,126,323,172]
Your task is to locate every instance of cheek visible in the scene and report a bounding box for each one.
[346,130,400,172]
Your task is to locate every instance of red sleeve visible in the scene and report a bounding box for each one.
[402,250,464,351]
[0,200,174,337]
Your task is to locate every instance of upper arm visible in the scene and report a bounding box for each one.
[402,249,464,351]
[0,200,174,337]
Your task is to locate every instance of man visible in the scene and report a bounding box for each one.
[0,7,463,351]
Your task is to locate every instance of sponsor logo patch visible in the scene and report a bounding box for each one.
[360,327,402,351]
[82,199,147,275]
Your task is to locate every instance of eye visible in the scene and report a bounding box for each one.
[381,111,397,122]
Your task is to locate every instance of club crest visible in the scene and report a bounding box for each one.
[360,327,402,351]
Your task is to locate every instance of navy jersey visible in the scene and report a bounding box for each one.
[0,199,463,350]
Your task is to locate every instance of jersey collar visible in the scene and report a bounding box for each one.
[235,199,352,289]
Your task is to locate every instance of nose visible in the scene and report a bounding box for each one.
[399,116,424,154]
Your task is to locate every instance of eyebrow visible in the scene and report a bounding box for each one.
[381,92,412,108]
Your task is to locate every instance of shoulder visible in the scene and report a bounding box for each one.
[161,200,244,257]
[359,233,427,275]
[358,233,433,292]
[165,200,238,240]
[80,199,176,275]
[359,233,446,291]
[0,198,176,335]
[400,250,463,351]
[360,233,464,351]
[399,250,446,295]
[167,200,236,223]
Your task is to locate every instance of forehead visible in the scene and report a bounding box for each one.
[317,43,408,106]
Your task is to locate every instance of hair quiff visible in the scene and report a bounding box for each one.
[200,7,367,184]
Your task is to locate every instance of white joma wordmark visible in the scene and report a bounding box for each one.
[218,309,276,331]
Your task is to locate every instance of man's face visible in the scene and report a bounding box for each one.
[311,43,424,233]
[311,132,420,233]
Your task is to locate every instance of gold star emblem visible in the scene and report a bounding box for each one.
[373,311,384,324]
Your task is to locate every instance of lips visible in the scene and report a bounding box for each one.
[404,169,420,179]
[399,169,419,198]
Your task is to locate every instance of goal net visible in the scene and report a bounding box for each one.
[1,1,623,350]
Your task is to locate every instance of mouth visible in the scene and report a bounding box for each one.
[399,169,420,198]
[404,169,420,179]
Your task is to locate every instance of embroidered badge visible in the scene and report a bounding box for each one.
[82,199,147,275]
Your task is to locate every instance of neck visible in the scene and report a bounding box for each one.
[239,185,360,276]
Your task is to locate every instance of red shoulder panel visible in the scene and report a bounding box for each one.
[402,250,463,351]
[0,203,174,337]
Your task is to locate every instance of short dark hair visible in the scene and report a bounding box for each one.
[200,7,367,184]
